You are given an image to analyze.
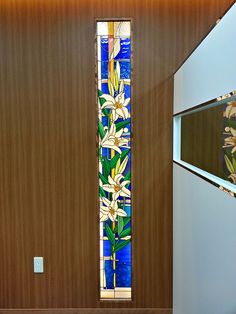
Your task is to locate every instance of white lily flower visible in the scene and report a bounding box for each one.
[224,101,236,119]
[223,127,236,154]
[100,197,127,222]
[101,123,129,154]
[103,174,131,200]
[101,90,130,121]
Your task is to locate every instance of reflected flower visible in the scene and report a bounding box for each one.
[101,123,129,154]
[224,127,236,154]
[224,101,236,119]
[103,174,131,200]
[100,197,127,222]
[229,173,236,184]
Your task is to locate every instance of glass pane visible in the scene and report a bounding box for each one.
[97,20,132,300]
[97,21,130,37]
[97,22,108,36]
[181,95,236,185]
[114,21,131,37]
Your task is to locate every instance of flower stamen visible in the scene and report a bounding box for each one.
[115,102,123,109]
[109,207,115,216]
[114,184,120,192]
[114,137,120,146]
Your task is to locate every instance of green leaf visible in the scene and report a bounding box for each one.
[99,97,106,106]
[116,119,130,132]
[226,118,236,130]
[98,120,105,139]
[114,69,119,92]
[224,147,233,160]
[224,155,235,174]
[232,158,236,172]
[99,186,106,197]
[113,239,130,253]
[102,108,109,116]
[98,91,106,106]
[115,157,121,175]
[113,216,131,234]
[110,154,121,169]
[99,173,108,184]
[124,170,131,181]
[121,149,130,161]
[119,227,131,238]
[105,223,115,246]
[118,216,124,236]
[118,156,128,175]
[102,158,110,179]
[108,78,114,97]
[98,89,103,97]
[123,216,131,227]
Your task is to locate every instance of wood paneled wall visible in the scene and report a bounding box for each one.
[0,0,233,310]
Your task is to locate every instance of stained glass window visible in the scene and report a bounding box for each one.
[97,21,132,300]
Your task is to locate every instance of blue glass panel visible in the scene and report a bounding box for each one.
[105,260,114,289]
[116,242,131,264]
[115,38,131,60]
[103,239,111,256]
[101,62,108,79]
[116,242,132,287]
[100,37,109,61]
[120,62,131,79]
[124,84,131,98]
[124,205,131,217]
[101,83,109,94]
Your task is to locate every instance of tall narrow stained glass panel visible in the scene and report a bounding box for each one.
[97,21,132,300]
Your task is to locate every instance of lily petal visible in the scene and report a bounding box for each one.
[119,138,129,145]
[112,145,122,154]
[103,185,115,193]
[121,180,130,187]
[116,129,124,138]
[112,109,119,122]
[231,128,236,137]
[108,175,116,185]
[100,205,109,214]
[120,186,131,197]
[102,197,110,207]
[108,212,116,222]
[114,174,124,183]
[116,108,126,119]
[109,123,116,136]
[123,97,130,107]
[121,107,129,119]
[100,214,108,222]
[111,200,118,210]
[102,139,116,147]
[101,94,115,103]
[112,191,121,200]
[101,101,115,109]
[117,208,127,217]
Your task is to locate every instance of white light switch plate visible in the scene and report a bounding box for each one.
[34,257,44,273]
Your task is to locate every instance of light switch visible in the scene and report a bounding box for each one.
[34,257,44,273]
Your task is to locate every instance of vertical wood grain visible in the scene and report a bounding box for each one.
[181,105,224,178]
[0,0,234,309]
